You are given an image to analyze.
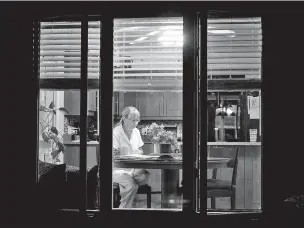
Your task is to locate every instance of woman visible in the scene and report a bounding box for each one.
[113,106,150,208]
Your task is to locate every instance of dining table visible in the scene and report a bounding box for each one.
[114,154,233,209]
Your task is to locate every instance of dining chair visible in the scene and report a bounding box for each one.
[207,147,239,210]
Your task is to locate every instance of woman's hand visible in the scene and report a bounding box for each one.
[113,148,120,157]
[135,148,143,155]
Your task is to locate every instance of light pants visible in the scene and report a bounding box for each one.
[113,170,149,208]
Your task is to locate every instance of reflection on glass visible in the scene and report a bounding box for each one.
[112,17,183,210]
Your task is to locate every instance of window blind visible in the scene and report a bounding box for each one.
[40,21,101,79]
[207,17,262,79]
[113,17,183,92]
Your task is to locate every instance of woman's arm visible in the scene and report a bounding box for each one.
[113,148,120,157]
[136,147,143,155]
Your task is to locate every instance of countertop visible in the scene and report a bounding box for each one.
[64,141,260,146]
[64,140,99,146]
[207,142,261,146]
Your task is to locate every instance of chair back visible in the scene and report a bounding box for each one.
[209,147,239,186]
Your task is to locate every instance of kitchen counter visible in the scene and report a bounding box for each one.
[64,141,260,146]
[207,142,261,146]
[63,141,99,168]
[64,140,99,146]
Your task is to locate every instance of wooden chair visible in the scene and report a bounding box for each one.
[207,147,239,210]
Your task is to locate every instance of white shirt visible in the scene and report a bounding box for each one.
[113,124,144,154]
[113,124,144,174]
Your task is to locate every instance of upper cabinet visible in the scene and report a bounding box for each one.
[64,91,96,116]
[137,92,164,118]
[115,92,182,119]
[88,91,97,112]
[164,92,183,117]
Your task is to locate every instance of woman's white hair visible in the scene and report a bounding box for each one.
[115,106,140,127]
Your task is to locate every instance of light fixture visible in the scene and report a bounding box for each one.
[116,26,142,32]
[159,25,182,30]
[147,31,160,36]
[129,31,159,45]
[158,30,183,46]
[134,36,148,42]
[208,30,235,34]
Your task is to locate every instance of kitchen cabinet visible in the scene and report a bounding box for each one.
[137,92,163,118]
[124,92,138,109]
[113,92,138,115]
[164,92,182,117]
[88,90,97,112]
[64,91,96,116]
[115,92,183,119]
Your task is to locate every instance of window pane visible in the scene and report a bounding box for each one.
[112,17,183,210]
[86,89,100,210]
[38,20,101,211]
[87,21,101,210]
[40,21,100,79]
[38,89,84,209]
[203,17,262,212]
[40,22,81,79]
[88,21,101,79]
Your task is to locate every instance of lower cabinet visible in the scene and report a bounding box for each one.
[63,144,98,169]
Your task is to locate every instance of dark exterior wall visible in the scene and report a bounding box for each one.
[2,1,304,224]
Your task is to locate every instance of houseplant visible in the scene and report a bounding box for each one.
[39,101,69,163]
[141,123,179,154]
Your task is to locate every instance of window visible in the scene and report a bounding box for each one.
[112,17,183,211]
[37,19,101,212]
[34,11,263,222]
[204,16,262,213]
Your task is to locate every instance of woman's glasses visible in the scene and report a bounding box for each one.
[125,117,140,124]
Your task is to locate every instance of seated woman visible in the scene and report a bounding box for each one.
[113,106,150,208]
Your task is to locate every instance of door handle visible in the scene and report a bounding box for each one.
[159,102,161,116]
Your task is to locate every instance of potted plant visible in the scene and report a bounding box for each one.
[39,101,69,163]
[141,123,179,154]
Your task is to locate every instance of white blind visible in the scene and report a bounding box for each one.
[39,21,101,79]
[207,17,262,79]
[113,17,183,92]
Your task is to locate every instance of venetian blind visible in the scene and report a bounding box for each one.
[113,17,183,92]
[207,17,262,79]
[39,21,101,79]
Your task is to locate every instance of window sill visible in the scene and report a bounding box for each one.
[45,208,303,225]
[207,142,261,146]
